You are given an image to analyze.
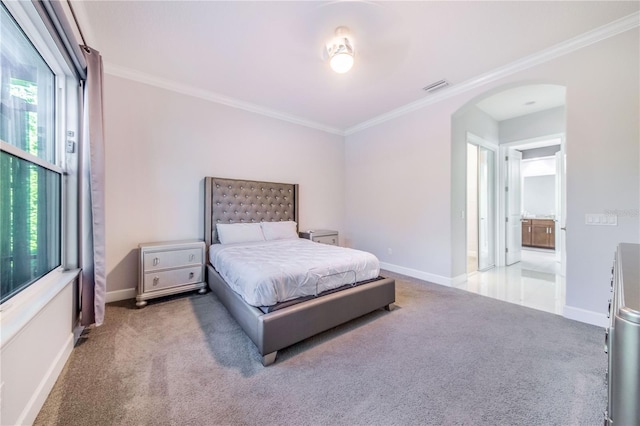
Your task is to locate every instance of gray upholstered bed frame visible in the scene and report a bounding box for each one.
[204,176,395,366]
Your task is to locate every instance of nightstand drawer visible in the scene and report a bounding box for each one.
[314,235,338,245]
[143,266,203,293]
[299,230,339,246]
[143,248,203,271]
[137,240,206,307]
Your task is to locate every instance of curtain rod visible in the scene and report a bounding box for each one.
[66,0,87,49]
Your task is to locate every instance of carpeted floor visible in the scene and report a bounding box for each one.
[35,271,606,426]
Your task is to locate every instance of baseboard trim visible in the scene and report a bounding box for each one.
[18,332,74,425]
[563,305,608,327]
[379,262,453,287]
[106,288,136,303]
[451,273,468,286]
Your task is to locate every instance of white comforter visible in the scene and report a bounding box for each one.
[209,238,380,307]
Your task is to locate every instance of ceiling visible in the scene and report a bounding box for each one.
[476,84,566,122]
[71,1,639,132]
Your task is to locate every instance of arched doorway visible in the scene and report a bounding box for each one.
[452,83,567,315]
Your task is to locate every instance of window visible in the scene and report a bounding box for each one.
[1,4,62,303]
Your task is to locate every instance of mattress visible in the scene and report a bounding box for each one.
[209,238,380,307]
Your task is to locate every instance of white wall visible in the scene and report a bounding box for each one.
[521,157,557,177]
[345,29,639,323]
[104,75,345,295]
[0,276,77,425]
[563,29,639,322]
[500,106,565,143]
[344,104,455,284]
[523,175,556,217]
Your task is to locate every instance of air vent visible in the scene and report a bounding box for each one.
[422,79,450,93]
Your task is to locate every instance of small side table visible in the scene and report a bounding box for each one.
[299,230,339,246]
[137,240,206,307]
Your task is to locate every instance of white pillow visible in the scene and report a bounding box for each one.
[216,223,265,244]
[261,221,298,241]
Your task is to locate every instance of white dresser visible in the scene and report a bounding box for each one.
[605,243,639,425]
[137,240,207,307]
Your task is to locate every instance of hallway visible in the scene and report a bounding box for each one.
[455,249,565,315]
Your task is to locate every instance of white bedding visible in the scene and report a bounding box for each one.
[209,238,380,307]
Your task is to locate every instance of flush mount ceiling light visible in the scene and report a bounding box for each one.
[326,26,354,74]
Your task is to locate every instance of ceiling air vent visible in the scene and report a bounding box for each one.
[422,79,449,93]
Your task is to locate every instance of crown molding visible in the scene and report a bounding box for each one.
[102,11,638,138]
[103,63,346,136]
[344,11,640,136]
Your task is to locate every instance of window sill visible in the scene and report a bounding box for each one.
[0,268,80,349]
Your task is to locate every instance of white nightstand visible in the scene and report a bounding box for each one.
[299,230,339,246]
[137,240,206,307]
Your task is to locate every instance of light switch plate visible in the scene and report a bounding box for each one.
[585,214,617,226]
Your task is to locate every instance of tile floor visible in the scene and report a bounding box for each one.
[455,248,565,315]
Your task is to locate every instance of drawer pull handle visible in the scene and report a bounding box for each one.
[607,299,611,318]
[153,257,159,266]
[189,254,195,261]
[604,329,609,354]
[153,276,159,286]
[189,272,195,279]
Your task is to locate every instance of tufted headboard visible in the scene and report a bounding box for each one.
[204,176,299,246]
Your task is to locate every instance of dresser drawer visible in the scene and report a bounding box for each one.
[314,235,338,246]
[143,248,203,271]
[143,266,203,293]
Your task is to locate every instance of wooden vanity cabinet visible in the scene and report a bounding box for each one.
[522,219,532,246]
[522,219,555,249]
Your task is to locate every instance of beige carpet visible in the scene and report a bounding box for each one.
[35,271,606,425]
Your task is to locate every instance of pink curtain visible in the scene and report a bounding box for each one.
[80,46,106,326]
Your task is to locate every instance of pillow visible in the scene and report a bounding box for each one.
[261,221,298,241]
[216,223,265,244]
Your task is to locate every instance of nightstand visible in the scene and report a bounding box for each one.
[137,240,206,307]
[299,229,339,246]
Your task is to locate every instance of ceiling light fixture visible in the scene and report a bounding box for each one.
[327,26,354,74]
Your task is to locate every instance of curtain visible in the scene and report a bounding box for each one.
[80,46,106,326]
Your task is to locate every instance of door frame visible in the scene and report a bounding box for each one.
[466,132,499,272]
[505,147,523,265]
[497,133,565,267]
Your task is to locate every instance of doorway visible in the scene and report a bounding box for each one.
[499,135,565,274]
[452,83,567,316]
[458,135,567,316]
[466,134,497,273]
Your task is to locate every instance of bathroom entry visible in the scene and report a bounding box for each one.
[499,137,565,274]
[520,145,561,252]
[467,140,496,273]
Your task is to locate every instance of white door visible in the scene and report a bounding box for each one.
[506,148,522,265]
[478,146,496,270]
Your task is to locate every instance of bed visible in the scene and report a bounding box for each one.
[204,176,395,365]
